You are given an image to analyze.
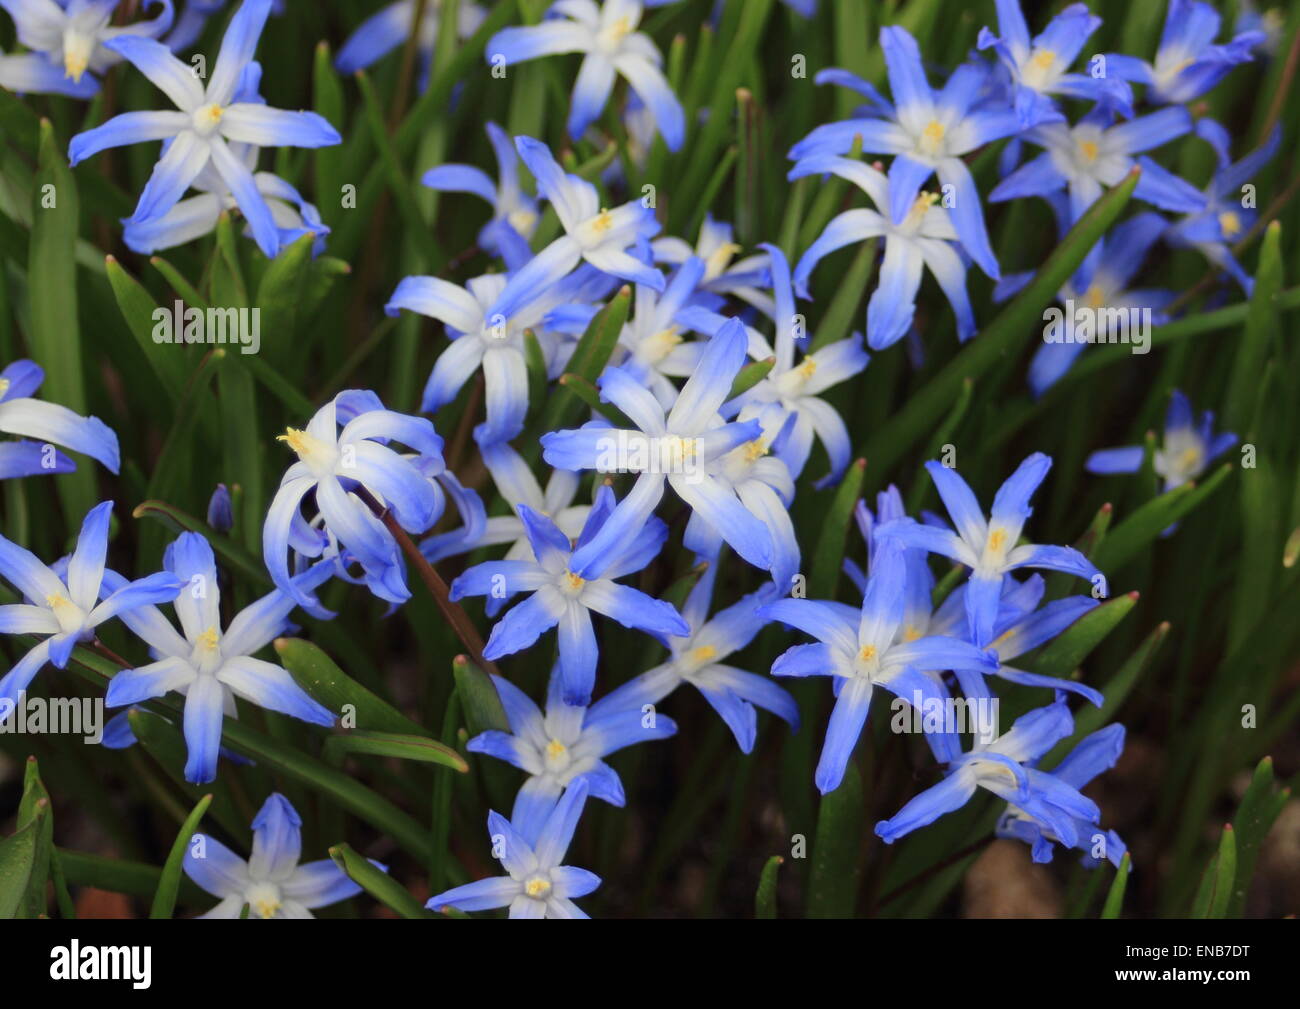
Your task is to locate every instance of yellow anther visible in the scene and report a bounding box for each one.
[196,627,220,651]
[525,876,552,898]
[988,528,1007,552]
[1218,211,1242,237]
[1084,284,1105,310]
[278,428,310,454]
[0,378,9,399]
[858,644,877,662]
[1078,140,1100,162]
[254,898,279,919]
[1031,50,1057,70]
[691,645,717,663]
[46,593,72,610]
[742,440,767,463]
[64,52,88,82]
[591,208,614,234]
[902,626,922,643]
[564,571,585,592]
[545,739,567,760]
[798,359,818,380]
[922,120,945,144]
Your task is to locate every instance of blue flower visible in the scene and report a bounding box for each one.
[264,390,446,610]
[120,60,329,257]
[1105,0,1265,104]
[600,567,798,753]
[977,1,1131,126]
[103,532,336,783]
[877,453,1101,647]
[68,0,340,258]
[760,538,998,794]
[541,319,776,579]
[184,792,375,917]
[723,243,868,486]
[426,779,600,918]
[876,699,1101,849]
[994,209,1174,395]
[652,214,774,314]
[424,439,590,574]
[486,0,685,150]
[386,267,578,444]
[1166,124,1280,294]
[1086,388,1237,492]
[450,483,689,706]
[0,502,184,705]
[206,483,233,532]
[421,121,539,258]
[990,103,1205,222]
[1,0,174,90]
[163,0,226,54]
[336,0,486,90]
[790,28,1023,280]
[997,723,1128,867]
[0,358,120,477]
[489,136,663,319]
[468,664,677,841]
[789,154,977,350]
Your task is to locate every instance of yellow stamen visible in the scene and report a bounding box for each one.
[525,877,552,898]
[46,593,72,610]
[691,645,717,663]
[278,428,311,454]
[196,626,220,651]
[591,208,613,234]
[1218,211,1242,238]
[545,739,567,760]
[64,53,88,83]
[254,898,279,919]
[742,440,767,463]
[1078,140,1099,162]
[922,120,945,144]
[988,528,1007,552]
[0,378,10,399]
[902,626,922,642]
[858,644,877,662]
[564,571,585,592]
[1031,50,1057,70]
[1084,284,1105,311]
[798,359,818,380]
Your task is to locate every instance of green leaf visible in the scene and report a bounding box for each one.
[0,806,46,919]
[1225,221,1282,431]
[1091,464,1234,573]
[133,499,270,586]
[29,118,94,520]
[329,843,430,919]
[1022,591,1137,680]
[16,757,53,918]
[1228,757,1288,917]
[150,794,212,919]
[1100,853,1131,919]
[57,849,206,903]
[452,654,510,736]
[1045,621,1169,768]
[275,638,427,737]
[728,356,775,401]
[809,457,866,598]
[1193,825,1236,918]
[313,41,345,227]
[806,764,864,918]
[755,855,782,919]
[322,730,468,773]
[556,372,633,428]
[105,255,188,406]
[255,232,317,354]
[859,169,1140,476]
[126,709,245,838]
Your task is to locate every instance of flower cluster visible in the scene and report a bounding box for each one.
[0,0,1281,920]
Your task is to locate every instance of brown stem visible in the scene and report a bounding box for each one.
[91,639,133,670]
[353,486,498,676]
[389,0,430,131]
[874,836,991,911]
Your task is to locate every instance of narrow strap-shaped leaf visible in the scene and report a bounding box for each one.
[330,843,429,919]
[276,638,427,737]
[806,764,864,918]
[323,731,468,773]
[452,654,510,736]
[1100,852,1132,919]
[150,794,212,919]
[755,855,782,919]
[1092,465,1234,572]
[810,457,866,598]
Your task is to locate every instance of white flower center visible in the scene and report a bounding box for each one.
[192,103,226,137]
[45,593,88,635]
[244,881,283,919]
